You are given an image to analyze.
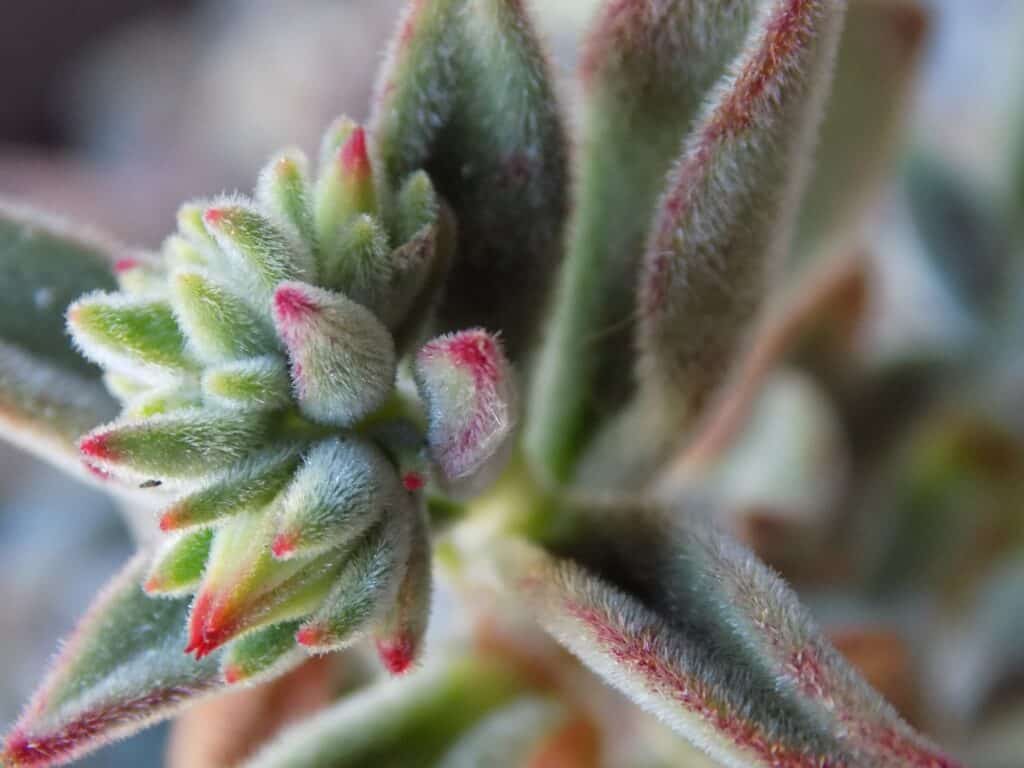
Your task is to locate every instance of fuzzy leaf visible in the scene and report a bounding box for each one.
[170,269,278,363]
[374,500,433,675]
[244,655,526,768]
[202,202,315,304]
[0,556,223,768]
[794,0,929,262]
[78,408,277,481]
[221,621,305,686]
[637,0,845,429]
[371,0,569,362]
[314,125,378,257]
[202,356,293,411]
[258,149,317,253]
[67,292,195,380]
[297,514,411,653]
[528,0,760,483]
[414,329,517,494]
[144,527,215,597]
[523,503,964,767]
[272,437,399,561]
[187,510,347,659]
[271,281,397,427]
[158,446,300,532]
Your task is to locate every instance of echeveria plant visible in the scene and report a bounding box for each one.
[2,0,1004,765]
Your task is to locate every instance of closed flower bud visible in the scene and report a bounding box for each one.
[415,329,517,493]
[272,281,396,427]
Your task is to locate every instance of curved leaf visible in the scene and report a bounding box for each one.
[1,556,223,768]
[504,504,964,767]
[371,0,570,362]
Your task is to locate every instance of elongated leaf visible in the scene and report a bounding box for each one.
[528,0,759,483]
[514,503,964,767]
[244,655,526,768]
[371,0,569,362]
[0,204,120,471]
[637,0,845,430]
[1,556,223,768]
[794,0,929,262]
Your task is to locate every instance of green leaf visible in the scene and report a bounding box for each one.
[528,0,759,484]
[636,0,846,435]
[244,655,526,768]
[371,0,570,363]
[0,204,120,470]
[0,556,223,768]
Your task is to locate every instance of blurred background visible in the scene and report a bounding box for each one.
[1,1,1023,765]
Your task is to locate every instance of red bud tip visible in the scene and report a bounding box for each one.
[114,258,140,274]
[271,532,297,559]
[273,284,318,325]
[203,207,226,227]
[376,635,415,675]
[79,432,116,462]
[402,472,425,492]
[186,592,238,659]
[158,510,179,533]
[295,625,325,648]
[3,730,33,763]
[339,127,371,176]
[223,665,244,685]
[143,576,162,595]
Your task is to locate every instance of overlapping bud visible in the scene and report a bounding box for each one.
[66,118,518,681]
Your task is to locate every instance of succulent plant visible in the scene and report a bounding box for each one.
[4,0,1021,766]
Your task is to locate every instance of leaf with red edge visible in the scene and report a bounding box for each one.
[636,0,845,430]
[0,556,223,768]
[512,501,967,768]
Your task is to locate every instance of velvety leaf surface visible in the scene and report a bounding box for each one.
[636,0,846,432]
[528,0,759,483]
[371,0,569,363]
[1,556,223,768]
[508,504,964,767]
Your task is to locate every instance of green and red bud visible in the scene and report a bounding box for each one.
[414,329,517,494]
[145,528,214,597]
[272,281,396,427]
[257,149,317,253]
